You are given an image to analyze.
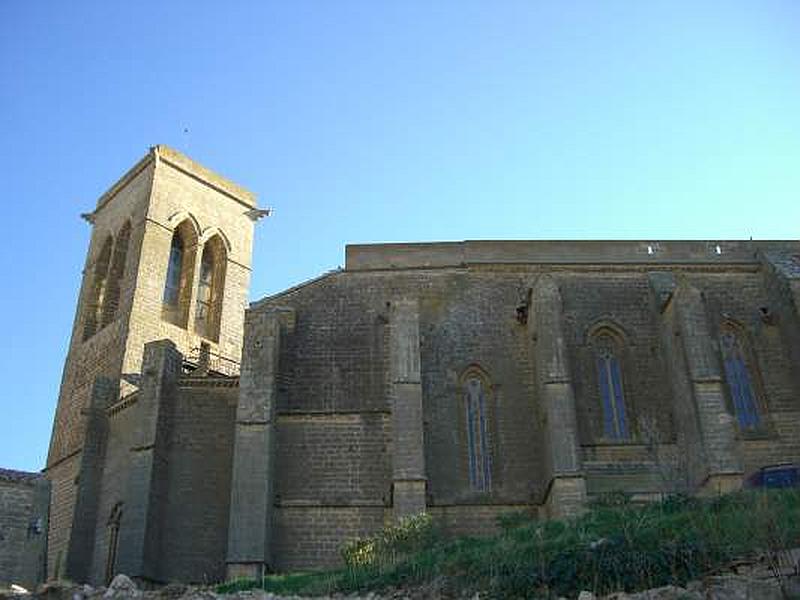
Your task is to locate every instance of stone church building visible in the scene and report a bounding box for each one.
[22,147,800,585]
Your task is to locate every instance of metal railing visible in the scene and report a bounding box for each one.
[183,345,240,377]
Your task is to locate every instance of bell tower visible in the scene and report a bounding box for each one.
[45,146,260,578]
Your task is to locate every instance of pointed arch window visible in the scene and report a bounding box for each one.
[163,232,184,306]
[194,235,227,341]
[720,326,761,430]
[593,332,629,440]
[162,220,198,329]
[463,369,492,492]
[101,221,131,328]
[82,235,113,341]
[196,248,213,321]
[105,502,123,584]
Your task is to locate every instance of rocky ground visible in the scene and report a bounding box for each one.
[4,550,800,600]
[2,571,799,600]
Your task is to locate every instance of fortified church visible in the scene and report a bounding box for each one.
[2,146,800,587]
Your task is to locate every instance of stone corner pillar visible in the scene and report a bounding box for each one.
[226,307,292,580]
[117,339,181,583]
[674,284,743,494]
[389,298,427,520]
[65,376,117,584]
[543,475,588,519]
[758,251,800,397]
[531,276,587,518]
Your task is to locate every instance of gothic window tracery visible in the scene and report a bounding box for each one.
[592,331,629,441]
[720,325,761,430]
[462,368,492,492]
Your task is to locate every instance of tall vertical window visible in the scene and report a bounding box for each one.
[720,326,761,429]
[194,235,226,341]
[101,221,131,327]
[162,219,198,329]
[463,370,492,492]
[82,235,113,341]
[163,233,183,306]
[594,333,629,440]
[195,246,214,334]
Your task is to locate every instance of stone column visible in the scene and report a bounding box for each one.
[226,307,292,580]
[673,284,743,494]
[117,340,180,582]
[531,276,586,517]
[389,298,427,520]
[65,377,116,583]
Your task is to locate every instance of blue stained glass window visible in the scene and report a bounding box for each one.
[595,335,629,440]
[720,330,761,429]
[465,375,492,492]
[610,359,628,438]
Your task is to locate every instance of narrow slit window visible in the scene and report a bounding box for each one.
[105,503,123,584]
[83,235,113,341]
[163,233,183,306]
[464,373,492,492]
[595,334,629,440]
[101,222,131,328]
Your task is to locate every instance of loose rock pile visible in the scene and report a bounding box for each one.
[2,571,798,600]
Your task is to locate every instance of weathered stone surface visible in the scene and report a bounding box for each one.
[0,470,49,589]
[12,147,798,585]
[35,146,257,584]
[611,584,702,599]
[704,575,783,600]
[104,575,140,600]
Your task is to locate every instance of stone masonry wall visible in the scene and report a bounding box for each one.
[273,507,386,571]
[253,251,800,571]
[562,273,675,444]
[45,159,153,579]
[44,157,800,587]
[275,414,390,504]
[88,395,138,585]
[46,146,256,581]
[263,274,394,569]
[84,380,237,586]
[560,272,676,498]
[0,470,50,589]
[126,147,255,375]
[48,161,153,466]
[158,383,237,583]
[695,271,800,474]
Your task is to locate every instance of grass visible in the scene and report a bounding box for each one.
[217,489,800,599]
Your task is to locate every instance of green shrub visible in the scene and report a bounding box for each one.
[218,490,800,599]
[496,509,537,532]
[341,512,437,568]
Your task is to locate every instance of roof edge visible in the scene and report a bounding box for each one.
[251,268,343,308]
[153,145,257,208]
[93,145,257,215]
[0,467,46,484]
[345,239,800,271]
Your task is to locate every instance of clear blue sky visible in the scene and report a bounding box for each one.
[2,2,799,471]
